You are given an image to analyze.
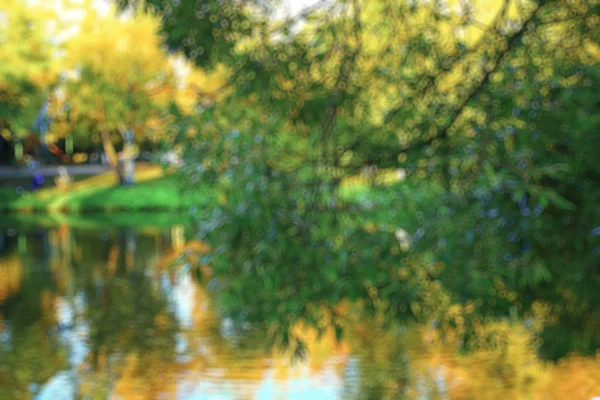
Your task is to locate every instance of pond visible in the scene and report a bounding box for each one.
[0,216,599,400]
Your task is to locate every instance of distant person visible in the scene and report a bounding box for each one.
[31,172,44,191]
[55,166,72,189]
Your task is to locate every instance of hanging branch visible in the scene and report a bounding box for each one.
[399,1,548,155]
[381,0,513,126]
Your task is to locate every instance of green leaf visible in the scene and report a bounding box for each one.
[547,192,575,211]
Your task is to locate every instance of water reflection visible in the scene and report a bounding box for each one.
[0,221,599,399]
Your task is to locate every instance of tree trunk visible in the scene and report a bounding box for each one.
[100,130,125,183]
[100,130,118,169]
[119,127,136,185]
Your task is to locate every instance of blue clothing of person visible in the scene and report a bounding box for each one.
[31,173,44,191]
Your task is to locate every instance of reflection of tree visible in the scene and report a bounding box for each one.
[196,232,600,400]
[0,255,23,306]
[0,237,66,400]
[177,280,272,381]
[0,321,68,400]
[539,354,600,400]
[5,223,599,399]
[0,236,55,328]
[342,320,410,400]
[0,226,182,399]
[50,225,76,296]
[337,309,600,400]
[125,263,352,398]
[75,228,179,367]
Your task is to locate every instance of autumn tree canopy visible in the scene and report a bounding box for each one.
[0,0,61,140]
[127,0,600,361]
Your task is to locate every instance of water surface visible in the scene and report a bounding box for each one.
[0,217,599,399]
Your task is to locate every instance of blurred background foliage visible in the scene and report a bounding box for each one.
[132,0,600,362]
[1,0,599,386]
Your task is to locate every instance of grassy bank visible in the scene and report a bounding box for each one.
[0,165,422,219]
[0,165,212,213]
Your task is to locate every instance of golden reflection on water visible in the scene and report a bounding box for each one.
[0,256,23,305]
[0,224,599,400]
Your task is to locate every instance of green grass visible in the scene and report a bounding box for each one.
[0,187,39,210]
[0,164,432,224]
[71,175,213,211]
[0,170,213,213]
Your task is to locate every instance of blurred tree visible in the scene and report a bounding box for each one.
[0,0,60,160]
[129,0,600,362]
[116,0,255,69]
[47,2,178,182]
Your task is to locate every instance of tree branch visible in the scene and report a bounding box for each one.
[400,1,547,154]
[383,0,513,125]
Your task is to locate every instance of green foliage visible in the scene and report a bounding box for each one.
[143,0,600,361]
[117,0,254,68]
[0,0,59,139]
[413,57,600,361]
